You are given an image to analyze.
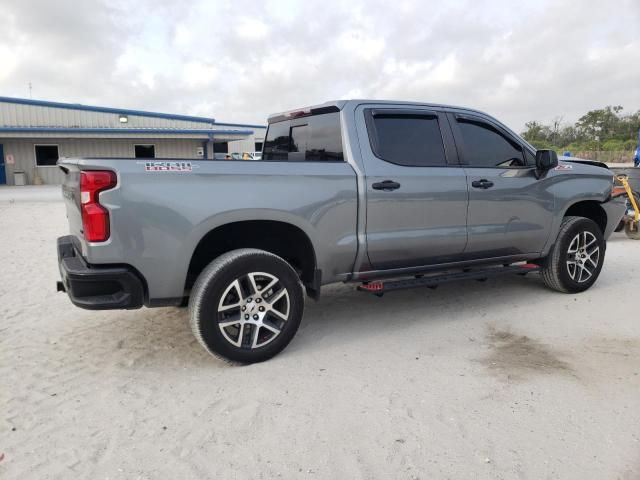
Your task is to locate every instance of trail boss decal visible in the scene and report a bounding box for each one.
[555,164,573,171]
[142,161,194,172]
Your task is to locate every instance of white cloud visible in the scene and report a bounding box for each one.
[0,45,19,82]
[235,17,270,40]
[502,74,520,90]
[336,29,385,62]
[0,0,638,132]
[183,62,220,89]
[429,54,459,85]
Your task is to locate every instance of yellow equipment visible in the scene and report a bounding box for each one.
[613,174,640,239]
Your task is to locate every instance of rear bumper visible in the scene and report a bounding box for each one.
[57,235,145,310]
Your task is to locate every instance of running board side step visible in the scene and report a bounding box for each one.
[358,264,540,295]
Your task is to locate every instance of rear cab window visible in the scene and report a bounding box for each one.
[262,112,344,162]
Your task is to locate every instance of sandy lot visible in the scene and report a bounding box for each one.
[1,190,639,479]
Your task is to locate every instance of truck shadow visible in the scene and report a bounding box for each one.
[74,273,557,368]
[288,274,548,356]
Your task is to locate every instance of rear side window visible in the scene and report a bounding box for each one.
[263,112,344,161]
[366,112,447,167]
[457,119,525,167]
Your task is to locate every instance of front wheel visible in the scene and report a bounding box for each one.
[540,216,605,293]
[189,249,304,363]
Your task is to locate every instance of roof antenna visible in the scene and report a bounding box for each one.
[28,82,33,99]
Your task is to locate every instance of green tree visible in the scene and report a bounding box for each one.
[521,105,639,154]
[575,106,623,142]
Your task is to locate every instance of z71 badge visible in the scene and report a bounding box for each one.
[144,161,193,172]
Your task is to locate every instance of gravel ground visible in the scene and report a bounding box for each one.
[1,190,639,479]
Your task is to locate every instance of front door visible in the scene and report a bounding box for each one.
[449,113,553,258]
[0,145,5,185]
[358,106,469,271]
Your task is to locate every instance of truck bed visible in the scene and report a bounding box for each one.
[58,158,359,303]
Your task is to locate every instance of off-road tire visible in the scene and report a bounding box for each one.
[189,249,304,363]
[541,216,605,293]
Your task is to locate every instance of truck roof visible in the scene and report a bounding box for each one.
[267,99,492,124]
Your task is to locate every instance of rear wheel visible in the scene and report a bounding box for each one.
[189,249,304,363]
[541,216,605,293]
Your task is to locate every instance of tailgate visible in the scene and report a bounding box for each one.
[58,159,84,241]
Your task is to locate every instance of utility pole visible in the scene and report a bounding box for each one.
[28,82,33,99]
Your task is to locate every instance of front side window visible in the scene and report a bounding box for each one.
[367,112,447,167]
[524,149,536,166]
[135,144,155,159]
[35,145,59,166]
[262,112,344,161]
[457,119,525,167]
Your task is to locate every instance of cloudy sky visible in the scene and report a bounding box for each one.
[1,0,638,131]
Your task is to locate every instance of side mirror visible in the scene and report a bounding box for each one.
[535,149,558,172]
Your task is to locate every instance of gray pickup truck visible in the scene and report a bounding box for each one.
[57,100,626,362]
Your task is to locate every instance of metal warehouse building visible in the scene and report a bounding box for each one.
[0,96,266,185]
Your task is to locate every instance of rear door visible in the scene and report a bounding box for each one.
[357,106,469,270]
[449,112,553,258]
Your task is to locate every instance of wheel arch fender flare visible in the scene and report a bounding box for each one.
[185,211,320,294]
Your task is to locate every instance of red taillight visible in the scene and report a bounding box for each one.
[80,170,117,242]
[286,109,311,119]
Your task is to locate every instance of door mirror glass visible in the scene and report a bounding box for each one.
[535,149,558,171]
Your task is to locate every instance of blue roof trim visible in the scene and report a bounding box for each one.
[0,96,216,124]
[0,127,252,135]
[215,121,267,129]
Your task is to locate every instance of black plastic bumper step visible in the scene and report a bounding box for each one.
[358,264,540,295]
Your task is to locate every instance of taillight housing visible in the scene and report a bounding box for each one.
[80,170,117,242]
